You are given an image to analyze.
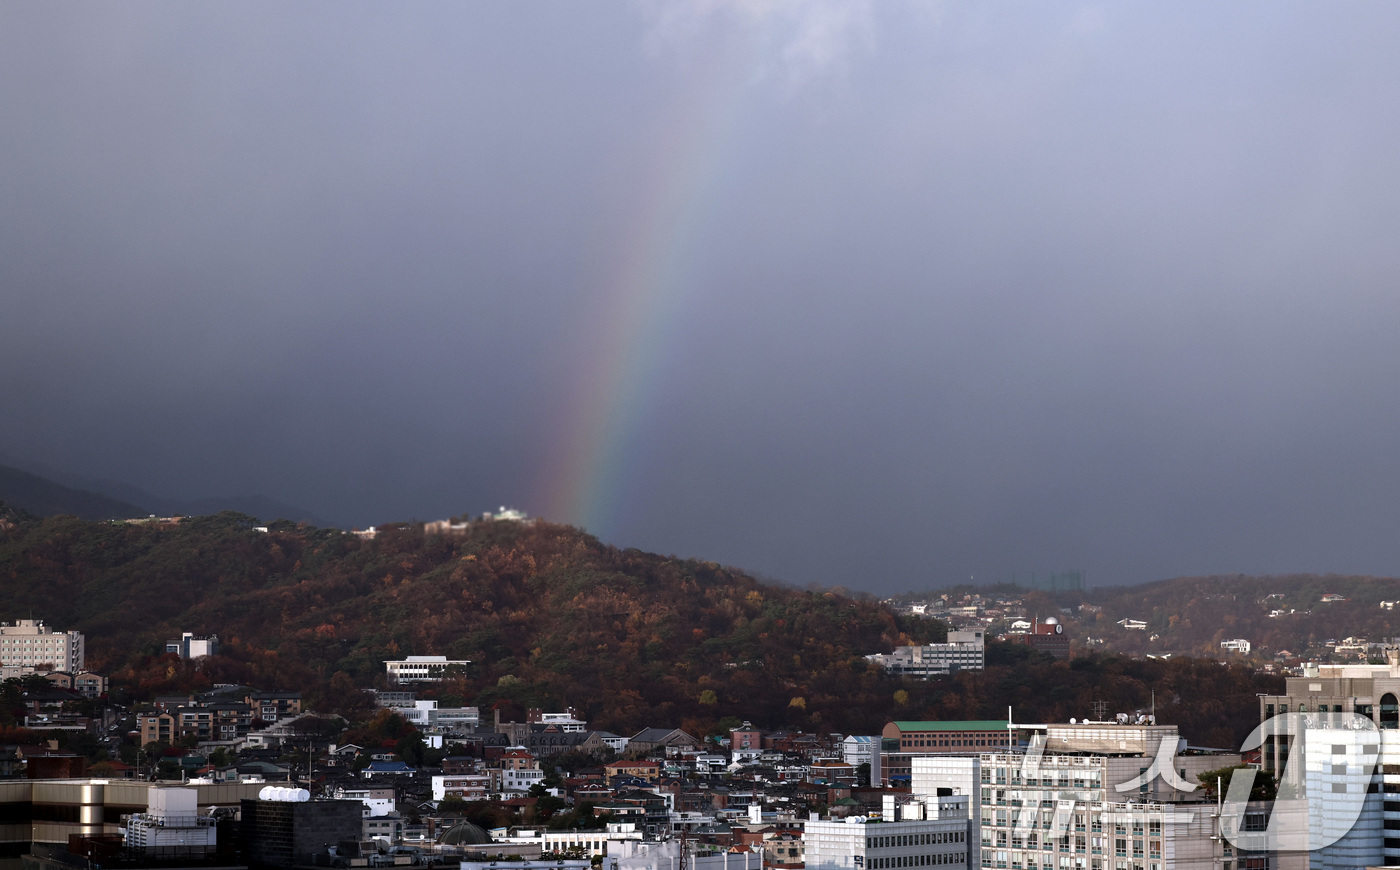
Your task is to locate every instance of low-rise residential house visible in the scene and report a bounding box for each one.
[502,766,545,792]
[606,759,661,783]
[763,831,804,868]
[500,748,544,792]
[695,754,729,775]
[73,671,108,697]
[140,712,176,745]
[334,785,396,817]
[1118,618,1148,630]
[442,756,477,775]
[233,760,289,781]
[572,782,614,805]
[247,690,301,720]
[176,707,214,741]
[205,701,254,739]
[433,774,492,801]
[841,735,882,786]
[364,811,404,843]
[808,759,856,786]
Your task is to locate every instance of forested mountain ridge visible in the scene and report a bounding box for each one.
[902,573,1400,663]
[0,508,1280,745]
[0,510,934,730]
[0,462,331,527]
[1078,573,1400,657]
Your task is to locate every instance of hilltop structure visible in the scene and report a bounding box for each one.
[866,630,985,678]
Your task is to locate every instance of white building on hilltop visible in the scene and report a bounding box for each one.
[384,655,470,683]
[866,630,985,678]
[0,619,84,672]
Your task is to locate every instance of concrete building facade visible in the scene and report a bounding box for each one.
[902,721,1304,870]
[0,620,83,672]
[804,796,974,870]
[868,631,986,678]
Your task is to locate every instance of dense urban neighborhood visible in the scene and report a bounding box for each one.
[0,507,1397,869]
[2,586,1399,870]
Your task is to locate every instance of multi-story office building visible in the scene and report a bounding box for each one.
[0,619,83,671]
[906,722,1286,870]
[804,794,975,870]
[1256,650,1400,869]
[868,631,986,678]
[400,699,480,732]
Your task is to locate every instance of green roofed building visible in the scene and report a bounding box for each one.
[879,721,1020,785]
[882,720,1015,751]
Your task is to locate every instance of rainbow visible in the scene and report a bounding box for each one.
[537,48,757,539]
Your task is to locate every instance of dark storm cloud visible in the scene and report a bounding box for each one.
[3,3,1400,591]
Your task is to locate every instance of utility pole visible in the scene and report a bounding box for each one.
[676,823,689,870]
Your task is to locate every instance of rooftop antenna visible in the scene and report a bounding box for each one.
[1091,700,1109,722]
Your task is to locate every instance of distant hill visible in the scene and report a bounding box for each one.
[0,511,1279,745]
[1072,573,1400,659]
[0,463,148,520]
[903,573,1400,662]
[0,462,334,527]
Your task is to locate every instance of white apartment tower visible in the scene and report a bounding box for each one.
[0,619,84,671]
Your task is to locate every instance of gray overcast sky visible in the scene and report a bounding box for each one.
[4,2,1400,592]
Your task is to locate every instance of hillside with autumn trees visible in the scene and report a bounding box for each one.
[905,573,1400,662]
[0,505,1279,746]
